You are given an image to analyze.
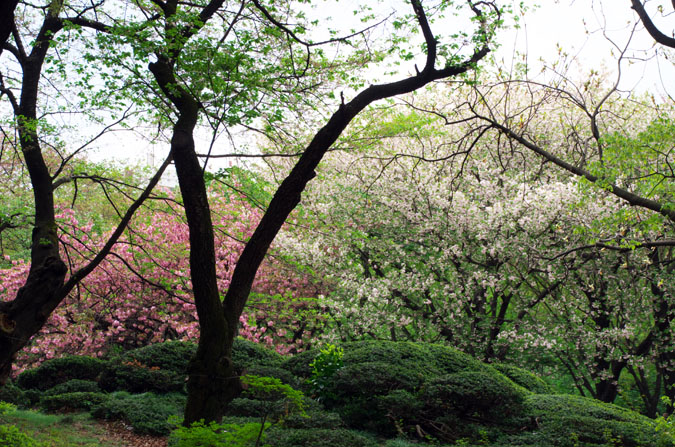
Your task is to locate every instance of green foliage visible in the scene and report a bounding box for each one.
[169,420,268,447]
[98,360,186,393]
[502,394,673,447]
[91,391,185,436]
[43,380,100,397]
[232,338,285,371]
[39,392,108,413]
[0,424,42,447]
[0,383,32,409]
[420,371,527,421]
[654,397,675,446]
[282,348,320,379]
[264,427,379,447]
[243,365,299,388]
[307,344,344,400]
[117,341,197,373]
[492,364,553,395]
[0,402,41,446]
[281,408,344,429]
[16,356,106,391]
[0,401,16,415]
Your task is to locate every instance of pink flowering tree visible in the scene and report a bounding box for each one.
[0,179,325,372]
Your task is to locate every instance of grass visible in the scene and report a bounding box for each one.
[1,409,121,446]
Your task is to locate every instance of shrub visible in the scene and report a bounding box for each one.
[492,364,553,395]
[264,428,379,447]
[91,391,185,435]
[98,361,186,393]
[0,424,41,447]
[169,420,267,447]
[340,341,487,377]
[419,371,526,422]
[118,341,196,373]
[16,356,105,391]
[232,338,284,371]
[282,409,344,429]
[43,379,100,396]
[502,394,671,447]
[0,383,30,408]
[243,365,299,387]
[39,391,108,412]
[307,344,344,401]
[282,348,319,379]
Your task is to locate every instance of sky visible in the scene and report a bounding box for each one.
[86,0,675,176]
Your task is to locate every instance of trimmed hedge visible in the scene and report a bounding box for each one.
[0,382,32,408]
[232,337,285,371]
[419,371,526,421]
[493,364,553,395]
[502,394,672,447]
[98,362,186,393]
[91,391,186,436]
[39,391,108,412]
[16,356,106,391]
[117,341,196,373]
[43,379,100,396]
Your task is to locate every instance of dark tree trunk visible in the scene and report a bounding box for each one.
[0,0,19,55]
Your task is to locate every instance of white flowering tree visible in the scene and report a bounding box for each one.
[274,89,675,414]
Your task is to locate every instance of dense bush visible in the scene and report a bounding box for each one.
[169,420,266,447]
[419,371,526,421]
[98,361,186,393]
[0,383,31,408]
[282,409,344,429]
[301,340,516,437]
[16,356,106,391]
[265,428,379,447]
[39,391,108,412]
[502,394,671,447]
[282,348,319,379]
[243,364,298,387]
[91,391,186,435]
[43,379,100,396]
[0,424,41,447]
[492,364,553,395]
[117,341,196,373]
[232,338,285,371]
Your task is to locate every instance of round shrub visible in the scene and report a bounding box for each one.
[98,362,186,393]
[265,428,379,447]
[504,394,670,447]
[39,391,108,412]
[243,364,299,387]
[43,379,100,396]
[282,348,319,378]
[91,391,186,436]
[331,362,426,399]
[16,356,106,391]
[0,382,30,408]
[419,371,526,422]
[232,338,284,370]
[492,364,553,395]
[118,341,196,373]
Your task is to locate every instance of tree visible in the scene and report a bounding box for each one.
[0,0,171,383]
[0,182,324,371]
[123,0,503,424]
[0,0,19,55]
[631,0,675,48]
